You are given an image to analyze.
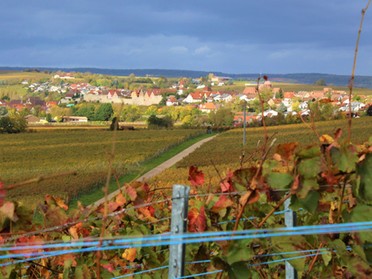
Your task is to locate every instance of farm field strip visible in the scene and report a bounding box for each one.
[0,129,203,206]
[149,118,372,188]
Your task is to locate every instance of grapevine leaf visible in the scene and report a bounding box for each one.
[322,251,332,266]
[353,245,367,262]
[188,166,204,186]
[188,206,207,232]
[122,248,137,262]
[272,236,306,271]
[297,190,319,213]
[331,145,359,173]
[329,239,348,259]
[228,261,250,279]
[276,142,298,161]
[220,172,234,192]
[297,178,318,199]
[349,204,372,242]
[225,239,252,265]
[211,196,234,213]
[297,146,321,159]
[239,189,259,206]
[298,157,321,179]
[356,153,372,202]
[126,185,137,201]
[266,172,293,190]
[232,167,256,191]
[115,192,127,206]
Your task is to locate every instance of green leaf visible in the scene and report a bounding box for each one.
[356,153,372,202]
[297,146,321,159]
[262,160,280,176]
[75,266,84,279]
[63,259,72,279]
[331,145,359,173]
[297,178,318,199]
[272,236,307,271]
[298,157,321,179]
[266,172,293,190]
[329,239,347,259]
[225,239,252,265]
[232,168,256,192]
[321,251,332,266]
[298,191,319,213]
[350,204,372,242]
[353,245,367,262]
[228,261,250,279]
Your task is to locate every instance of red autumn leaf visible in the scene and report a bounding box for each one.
[102,263,115,273]
[126,185,137,201]
[188,206,207,232]
[14,236,43,257]
[115,192,127,206]
[276,142,298,161]
[138,206,156,221]
[188,166,204,186]
[54,254,77,267]
[220,171,234,192]
[211,196,234,213]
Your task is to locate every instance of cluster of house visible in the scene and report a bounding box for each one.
[1,74,370,125]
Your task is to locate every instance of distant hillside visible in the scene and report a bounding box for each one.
[1,66,372,88]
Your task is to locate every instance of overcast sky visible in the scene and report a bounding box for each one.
[1,0,371,75]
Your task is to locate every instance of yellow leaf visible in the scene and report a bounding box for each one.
[115,193,126,206]
[122,248,136,262]
[319,134,334,144]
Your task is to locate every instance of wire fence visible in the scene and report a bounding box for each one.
[0,185,371,278]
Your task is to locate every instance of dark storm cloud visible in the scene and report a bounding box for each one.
[0,0,371,74]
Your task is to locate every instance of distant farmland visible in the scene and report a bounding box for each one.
[0,129,202,206]
[149,117,372,191]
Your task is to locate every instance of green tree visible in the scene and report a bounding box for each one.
[75,104,96,120]
[95,103,114,121]
[314,79,326,86]
[209,107,234,127]
[0,110,27,133]
[121,105,141,122]
[147,115,173,129]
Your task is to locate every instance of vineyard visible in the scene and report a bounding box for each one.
[0,115,371,278]
[0,129,203,206]
[149,117,372,190]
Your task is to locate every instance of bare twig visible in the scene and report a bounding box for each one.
[256,77,268,152]
[299,113,320,140]
[306,242,325,275]
[233,138,277,231]
[257,192,292,228]
[348,0,371,142]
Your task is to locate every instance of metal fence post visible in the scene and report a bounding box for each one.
[284,198,298,279]
[168,185,190,279]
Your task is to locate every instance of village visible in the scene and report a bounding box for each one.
[1,72,371,127]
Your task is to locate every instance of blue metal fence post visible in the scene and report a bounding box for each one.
[168,185,190,279]
[285,198,298,279]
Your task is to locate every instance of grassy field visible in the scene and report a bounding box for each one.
[148,117,372,191]
[0,128,203,206]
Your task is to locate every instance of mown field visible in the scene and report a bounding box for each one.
[149,117,372,191]
[0,129,202,206]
